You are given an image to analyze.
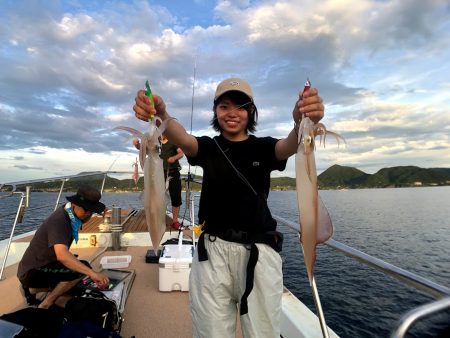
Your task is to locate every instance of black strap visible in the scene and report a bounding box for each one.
[197,229,268,316]
[197,231,208,262]
[239,243,259,315]
[213,137,257,195]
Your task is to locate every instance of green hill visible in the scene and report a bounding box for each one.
[319,165,450,189]
[318,164,370,189]
[10,172,203,193]
[366,166,450,188]
[271,176,296,190]
[274,165,450,190]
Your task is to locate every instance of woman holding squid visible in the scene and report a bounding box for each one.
[134,78,324,338]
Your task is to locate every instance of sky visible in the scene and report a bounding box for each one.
[1,0,450,184]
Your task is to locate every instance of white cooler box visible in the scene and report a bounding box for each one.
[159,244,194,292]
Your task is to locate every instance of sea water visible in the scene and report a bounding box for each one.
[274,187,450,338]
[1,187,449,337]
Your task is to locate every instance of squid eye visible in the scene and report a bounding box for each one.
[303,135,315,153]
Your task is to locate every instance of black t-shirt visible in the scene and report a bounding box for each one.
[160,141,181,172]
[187,134,287,232]
[17,206,72,280]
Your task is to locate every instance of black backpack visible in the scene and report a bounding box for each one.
[0,307,65,338]
[64,289,121,332]
[57,320,123,338]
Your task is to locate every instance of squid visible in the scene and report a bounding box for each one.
[132,158,139,186]
[295,79,345,338]
[115,81,170,254]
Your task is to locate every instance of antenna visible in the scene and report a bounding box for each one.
[189,57,197,134]
[184,57,197,229]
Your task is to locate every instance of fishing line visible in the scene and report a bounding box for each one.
[189,56,197,135]
[181,57,197,228]
[106,154,121,172]
[100,153,121,191]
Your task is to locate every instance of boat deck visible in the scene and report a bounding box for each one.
[0,247,194,337]
[97,247,194,338]
[79,209,157,233]
[0,210,246,338]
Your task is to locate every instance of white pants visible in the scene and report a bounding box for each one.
[189,236,283,338]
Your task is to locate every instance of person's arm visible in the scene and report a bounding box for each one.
[167,147,184,164]
[134,91,198,157]
[54,244,109,288]
[275,88,324,160]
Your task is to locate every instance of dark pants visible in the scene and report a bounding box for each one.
[20,260,91,289]
[165,169,182,207]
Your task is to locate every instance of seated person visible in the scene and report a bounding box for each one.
[17,186,110,308]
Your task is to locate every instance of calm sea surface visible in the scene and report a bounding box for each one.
[1,187,449,337]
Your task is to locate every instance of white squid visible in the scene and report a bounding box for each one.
[115,117,171,254]
[132,157,139,186]
[295,80,345,338]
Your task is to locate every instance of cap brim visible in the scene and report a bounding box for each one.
[214,90,253,103]
[66,195,77,204]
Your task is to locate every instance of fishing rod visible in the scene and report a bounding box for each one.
[100,154,121,194]
[180,57,197,231]
[190,57,196,135]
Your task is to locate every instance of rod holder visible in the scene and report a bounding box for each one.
[110,207,122,251]
[25,186,31,208]
[111,207,121,225]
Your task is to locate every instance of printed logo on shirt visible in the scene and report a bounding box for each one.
[252,161,260,167]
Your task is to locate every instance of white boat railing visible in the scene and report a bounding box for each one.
[272,214,450,338]
[390,297,450,338]
[0,189,27,280]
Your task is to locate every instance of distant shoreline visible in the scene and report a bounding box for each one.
[14,184,449,194]
[3,165,449,192]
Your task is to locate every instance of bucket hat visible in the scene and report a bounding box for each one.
[66,186,105,214]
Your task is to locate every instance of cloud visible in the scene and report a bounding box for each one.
[0,0,449,182]
[12,164,43,170]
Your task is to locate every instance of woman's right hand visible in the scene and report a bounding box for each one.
[133,90,168,122]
